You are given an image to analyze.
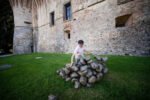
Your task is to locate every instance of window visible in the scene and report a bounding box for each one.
[118,0,133,5]
[64,2,71,20]
[68,33,71,39]
[50,11,55,26]
[115,14,132,28]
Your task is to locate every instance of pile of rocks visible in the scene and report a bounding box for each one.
[56,55,108,88]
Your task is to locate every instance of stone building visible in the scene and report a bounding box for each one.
[9,0,150,56]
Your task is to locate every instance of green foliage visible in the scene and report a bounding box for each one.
[0,53,150,100]
[0,0,14,54]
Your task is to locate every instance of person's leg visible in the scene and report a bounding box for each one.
[75,56,80,64]
[75,56,82,67]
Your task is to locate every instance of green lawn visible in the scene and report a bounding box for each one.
[0,53,150,100]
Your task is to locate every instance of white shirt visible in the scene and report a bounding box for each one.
[74,45,85,59]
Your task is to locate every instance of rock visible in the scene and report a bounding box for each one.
[94,55,101,61]
[72,78,78,83]
[87,59,93,64]
[77,71,82,76]
[59,71,65,78]
[85,56,91,61]
[56,70,60,74]
[59,68,63,72]
[79,76,87,85]
[96,73,103,81]
[95,63,99,69]
[86,83,92,87]
[66,63,71,68]
[96,64,103,72]
[91,63,97,69]
[76,61,83,68]
[101,57,108,62]
[64,68,70,74]
[71,66,78,72]
[48,94,57,100]
[80,58,86,65]
[88,76,97,84]
[80,65,88,72]
[66,77,71,82]
[35,57,42,59]
[57,55,109,88]
[102,63,107,67]
[86,69,93,78]
[0,65,12,70]
[81,70,88,76]
[62,68,66,71]
[93,71,97,75]
[71,72,78,78]
[75,81,81,89]
[103,67,108,74]
[62,75,67,79]
[87,65,91,68]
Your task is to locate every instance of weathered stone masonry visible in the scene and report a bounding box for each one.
[10,0,150,56]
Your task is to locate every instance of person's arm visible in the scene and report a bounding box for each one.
[70,53,75,67]
[84,49,91,54]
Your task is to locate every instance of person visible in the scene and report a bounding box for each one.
[70,40,91,67]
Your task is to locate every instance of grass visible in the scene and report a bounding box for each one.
[0,53,150,100]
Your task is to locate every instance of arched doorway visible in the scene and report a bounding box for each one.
[0,0,14,55]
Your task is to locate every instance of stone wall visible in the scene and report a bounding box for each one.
[10,0,150,56]
[12,5,33,54]
[34,0,150,56]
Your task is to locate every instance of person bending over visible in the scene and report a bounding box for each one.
[70,40,91,67]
